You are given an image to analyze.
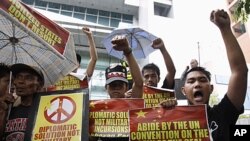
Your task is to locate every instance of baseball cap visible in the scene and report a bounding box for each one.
[11,63,44,86]
[105,64,128,85]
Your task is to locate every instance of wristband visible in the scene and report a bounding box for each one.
[124,48,132,56]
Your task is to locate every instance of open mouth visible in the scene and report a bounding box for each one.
[146,82,155,86]
[194,91,203,102]
[15,87,26,93]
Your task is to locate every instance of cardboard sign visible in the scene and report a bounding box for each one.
[0,0,69,54]
[143,85,175,108]
[129,105,211,141]
[89,98,145,138]
[26,89,89,141]
[46,75,88,91]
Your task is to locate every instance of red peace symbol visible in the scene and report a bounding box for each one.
[44,96,76,124]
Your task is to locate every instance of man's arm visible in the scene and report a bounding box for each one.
[211,9,248,110]
[111,35,143,98]
[152,38,176,89]
[82,27,98,78]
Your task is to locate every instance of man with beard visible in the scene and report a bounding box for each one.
[161,9,248,141]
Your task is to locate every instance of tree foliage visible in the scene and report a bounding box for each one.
[234,0,250,23]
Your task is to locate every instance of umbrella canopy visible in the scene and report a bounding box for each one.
[102,27,158,59]
[0,0,78,87]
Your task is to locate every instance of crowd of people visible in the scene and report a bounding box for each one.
[0,9,248,141]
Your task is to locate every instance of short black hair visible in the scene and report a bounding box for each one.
[76,53,81,64]
[142,63,160,77]
[11,64,44,87]
[182,67,211,82]
[0,63,10,78]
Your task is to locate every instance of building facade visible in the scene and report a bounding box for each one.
[21,0,174,99]
[20,0,250,119]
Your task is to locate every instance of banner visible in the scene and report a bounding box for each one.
[143,85,175,108]
[25,89,89,141]
[89,98,144,138]
[46,75,88,91]
[0,0,68,54]
[129,105,211,141]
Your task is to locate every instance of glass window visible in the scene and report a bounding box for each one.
[86,15,97,23]
[48,2,60,9]
[61,11,72,17]
[98,17,109,26]
[233,22,246,37]
[61,4,73,11]
[99,10,110,17]
[123,14,133,21]
[35,6,46,10]
[48,9,59,13]
[154,2,171,17]
[73,13,85,20]
[22,0,34,5]
[110,19,120,27]
[122,20,133,24]
[111,12,121,19]
[35,0,47,7]
[87,8,98,15]
[74,6,86,13]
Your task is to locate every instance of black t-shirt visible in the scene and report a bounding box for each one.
[161,78,174,89]
[207,95,243,141]
[3,105,31,141]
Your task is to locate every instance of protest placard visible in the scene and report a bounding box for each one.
[46,75,88,91]
[129,105,211,141]
[143,85,175,108]
[25,88,89,141]
[0,0,69,54]
[89,98,144,138]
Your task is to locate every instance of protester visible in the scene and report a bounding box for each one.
[78,26,98,79]
[1,63,44,140]
[181,59,199,81]
[161,9,248,141]
[90,35,143,141]
[125,38,176,98]
[105,35,143,99]
[0,63,14,138]
[142,38,176,89]
[0,63,11,103]
[178,58,199,92]
[190,58,198,68]
[46,26,98,91]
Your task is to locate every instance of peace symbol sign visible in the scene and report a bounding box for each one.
[44,96,76,124]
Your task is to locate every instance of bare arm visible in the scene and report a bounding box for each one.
[82,27,98,78]
[111,35,143,98]
[210,9,248,110]
[152,38,176,89]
